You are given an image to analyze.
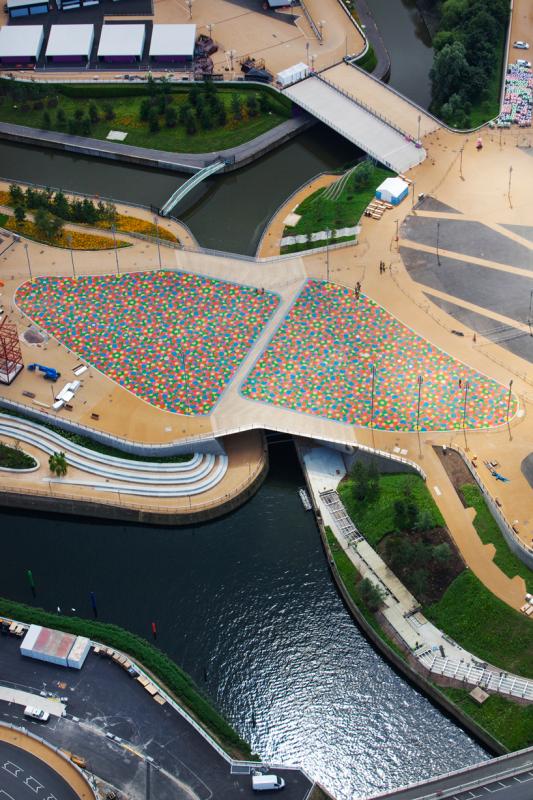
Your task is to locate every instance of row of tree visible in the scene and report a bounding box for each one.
[8,184,117,226]
[429,0,509,127]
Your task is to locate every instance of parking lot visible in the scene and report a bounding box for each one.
[0,632,312,800]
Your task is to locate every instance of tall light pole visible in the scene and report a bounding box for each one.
[318,20,326,43]
[506,379,514,422]
[529,290,533,336]
[306,41,310,66]
[436,221,441,266]
[310,53,316,71]
[459,145,464,179]
[412,180,416,209]
[111,223,120,275]
[417,114,421,144]
[153,215,162,269]
[186,0,193,19]
[206,22,214,38]
[24,243,32,281]
[67,234,76,278]
[508,165,513,208]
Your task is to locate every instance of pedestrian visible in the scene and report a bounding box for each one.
[473,332,477,343]
[458,378,462,389]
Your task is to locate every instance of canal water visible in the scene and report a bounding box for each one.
[0,443,487,799]
[366,0,434,109]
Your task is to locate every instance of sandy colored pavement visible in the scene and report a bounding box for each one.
[0,724,94,800]
[508,0,533,68]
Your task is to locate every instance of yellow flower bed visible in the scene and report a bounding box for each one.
[99,213,178,243]
[0,191,10,207]
[4,218,130,250]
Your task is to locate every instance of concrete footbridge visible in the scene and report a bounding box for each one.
[283,62,441,173]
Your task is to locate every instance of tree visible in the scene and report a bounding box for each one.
[184,110,197,135]
[148,109,160,133]
[410,569,428,599]
[433,542,452,565]
[439,92,470,128]
[385,535,412,572]
[216,105,227,127]
[140,98,152,122]
[102,102,115,121]
[189,84,201,108]
[13,205,26,225]
[74,107,84,121]
[88,102,99,123]
[350,460,380,502]
[246,94,258,117]
[52,190,71,221]
[393,497,418,531]
[68,118,78,136]
[56,108,66,128]
[49,451,67,478]
[414,508,434,532]
[80,117,91,137]
[179,103,193,126]
[197,105,213,130]
[359,578,385,611]
[165,106,178,128]
[41,111,51,129]
[231,93,242,120]
[259,92,270,113]
[352,160,374,191]
[34,208,64,242]
[8,184,24,208]
[429,41,471,109]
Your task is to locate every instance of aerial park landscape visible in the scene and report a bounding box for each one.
[0,0,531,797]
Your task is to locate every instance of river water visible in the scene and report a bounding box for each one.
[0,4,490,798]
[0,443,487,799]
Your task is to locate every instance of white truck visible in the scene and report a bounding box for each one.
[24,706,50,722]
[252,774,285,791]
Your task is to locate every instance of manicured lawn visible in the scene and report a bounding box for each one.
[425,571,533,679]
[338,473,444,548]
[0,442,36,470]
[441,687,533,751]
[460,484,532,593]
[284,164,392,239]
[0,86,289,153]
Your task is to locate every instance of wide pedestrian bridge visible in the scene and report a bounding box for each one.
[283,62,441,173]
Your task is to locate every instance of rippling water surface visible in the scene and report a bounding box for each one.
[0,443,487,798]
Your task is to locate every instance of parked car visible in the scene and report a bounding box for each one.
[24,706,49,722]
[252,775,286,791]
[516,59,532,67]
[513,41,530,49]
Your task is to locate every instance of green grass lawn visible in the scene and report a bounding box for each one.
[460,484,532,593]
[440,687,533,751]
[425,570,533,679]
[0,442,36,470]
[338,473,444,548]
[0,86,289,153]
[355,45,378,74]
[0,212,8,227]
[284,164,392,240]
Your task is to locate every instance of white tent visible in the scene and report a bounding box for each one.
[46,24,94,61]
[0,25,44,62]
[98,24,145,61]
[375,176,409,205]
[149,24,196,60]
[276,62,309,88]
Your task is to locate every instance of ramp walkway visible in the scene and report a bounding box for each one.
[160,160,225,216]
[283,75,426,173]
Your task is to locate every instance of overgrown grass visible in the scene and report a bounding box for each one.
[0,407,192,464]
[440,687,533,751]
[324,526,403,657]
[0,83,289,153]
[0,596,252,758]
[356,45,378,74]
[0,442,36,469]
[0,212,8,227]
[338,473,444,548]
[280,234,355,255]
[460,484,532,593]
[425,571,533,679]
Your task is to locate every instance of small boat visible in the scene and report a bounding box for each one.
[298,487,312,511]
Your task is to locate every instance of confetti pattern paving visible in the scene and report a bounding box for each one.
[16,271,279,415]
[242,281,515,431]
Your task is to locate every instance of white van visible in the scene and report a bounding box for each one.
[24,706,50,722]
[252,774,285,791]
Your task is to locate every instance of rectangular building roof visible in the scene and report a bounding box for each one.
[149,24,196,57]
[46,24,94,57]
[21,624,76,659]
[7,0,47,9]
[98,24,145,57]
[0,25,44,58]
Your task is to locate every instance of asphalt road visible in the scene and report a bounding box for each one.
[0,740,79,800]
[0,634,311,800]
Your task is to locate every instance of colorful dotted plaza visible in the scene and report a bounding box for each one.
[241,281,515,431]
[16,271,279,415]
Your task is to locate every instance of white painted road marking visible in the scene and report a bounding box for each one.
[434,485,442,496]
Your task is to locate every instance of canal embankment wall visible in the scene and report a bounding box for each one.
[294,440,507,758]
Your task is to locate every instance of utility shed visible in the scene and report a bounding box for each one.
[375,176,409,205]
[67,636,91,669]
[46,24,94,62]
[0,25,44,63]
[149,24,195,62]
[6,0,49,18]
[21,624,76,667]
[97,24,145,62]
[276,62,309,87]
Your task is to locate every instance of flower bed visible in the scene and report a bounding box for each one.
[101,213,179,243]
[4,218,130,250]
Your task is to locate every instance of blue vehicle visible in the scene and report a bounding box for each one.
[28,363,61,382]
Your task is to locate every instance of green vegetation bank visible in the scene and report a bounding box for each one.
[0,441,36,470]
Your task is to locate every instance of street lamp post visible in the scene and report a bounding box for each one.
[153,215,162,269]
[318,20,325,43]
[508,165,513,208]
[24,243,32,281]
[506,379,514,422]
[186,0,193,19]
[306,41,310,66]
[529,290,533,335]
[417,114,421,144]
[111,223,120,274]
[67,234,76,278]
[459,145,464,179]
[436,221,441,266]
